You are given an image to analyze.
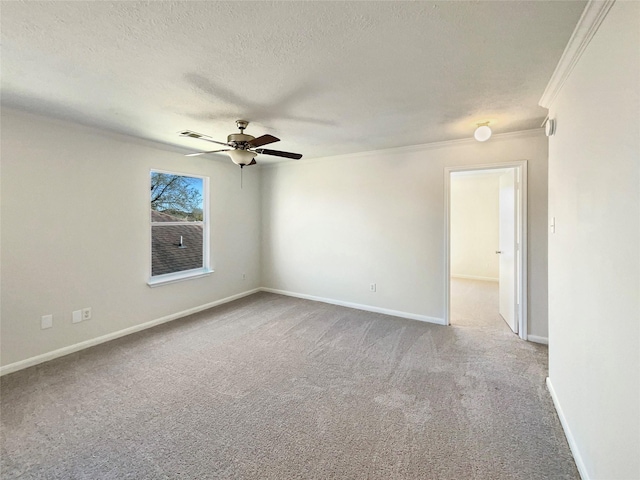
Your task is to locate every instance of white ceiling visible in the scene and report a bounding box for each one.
[1,1,586,162]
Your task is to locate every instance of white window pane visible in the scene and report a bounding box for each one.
[150,170,208,279]
[150,172,203,222]
[151,224,203,276]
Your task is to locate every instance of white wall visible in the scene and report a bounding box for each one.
[261,130,549,338]
[546,1,640,478]
[0,113,550,367]
[450,173,500,281]
[0,109,261,368]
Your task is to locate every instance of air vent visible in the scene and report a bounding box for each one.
[179,130,202,138]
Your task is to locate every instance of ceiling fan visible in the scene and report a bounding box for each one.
[179,120,303,167]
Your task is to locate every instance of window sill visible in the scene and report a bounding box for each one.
[147,268,214,287]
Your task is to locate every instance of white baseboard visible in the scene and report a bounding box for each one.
[527,335,549,345]
[0,288,261,377]
[260,287,446,326]
[546,377,588,480]
[2,287,444,376]
[451,274,499,282]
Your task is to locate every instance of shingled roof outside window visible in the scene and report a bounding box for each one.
[151,212,203,276]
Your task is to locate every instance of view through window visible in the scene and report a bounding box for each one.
[150,170,207,278]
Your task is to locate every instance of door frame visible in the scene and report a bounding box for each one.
[444,161,528,340]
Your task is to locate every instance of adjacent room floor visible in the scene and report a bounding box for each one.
[1,292,578,479]
[450,277,511,330]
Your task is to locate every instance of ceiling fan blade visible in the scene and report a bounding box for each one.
[248,134,280,148]
[248,159,257,166]
[185,149,230,157]
[179,130,230,147]
[255,148,302,160]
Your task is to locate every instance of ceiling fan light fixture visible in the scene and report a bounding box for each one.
[227,149,257,166]
[474,122,492,142]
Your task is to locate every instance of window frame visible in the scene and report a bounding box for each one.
[147,168,212,287]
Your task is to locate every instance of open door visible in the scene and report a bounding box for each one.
[498,169,517,333]
[445,161,527,339]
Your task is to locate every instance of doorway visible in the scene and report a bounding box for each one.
[444,162,527,340]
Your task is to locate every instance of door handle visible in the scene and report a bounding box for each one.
[495,250,502,254]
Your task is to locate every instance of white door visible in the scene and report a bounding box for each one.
[498,170,517,333]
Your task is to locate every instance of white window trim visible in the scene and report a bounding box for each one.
[147,267,214,287]
[150,221,205,227]
[148,169,212,287]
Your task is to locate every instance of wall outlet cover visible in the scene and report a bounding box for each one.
[72,310,82,323]
[41,314,53,329]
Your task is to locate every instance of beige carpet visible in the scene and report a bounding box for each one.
[1,289,578,479]
[450,277,513,330]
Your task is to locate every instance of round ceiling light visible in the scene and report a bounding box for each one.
[474,123,492,142]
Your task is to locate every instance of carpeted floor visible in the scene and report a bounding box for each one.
[1,288,578,479]
[450,277,518,331]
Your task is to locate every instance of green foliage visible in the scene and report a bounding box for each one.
[151,172,203,221]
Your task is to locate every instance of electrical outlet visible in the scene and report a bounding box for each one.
[41,315,53,329]
[72,310,82,323]
[370,283,376,292]
[82,308,92,321]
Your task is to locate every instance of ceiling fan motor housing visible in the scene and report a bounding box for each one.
[227,133,255,149]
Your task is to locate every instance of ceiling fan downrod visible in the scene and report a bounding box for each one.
[236,120,249,132]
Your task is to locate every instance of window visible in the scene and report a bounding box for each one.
[148,170,210,286]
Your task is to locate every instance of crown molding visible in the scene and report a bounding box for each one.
[261,128,544,168]
[539,0,615,108]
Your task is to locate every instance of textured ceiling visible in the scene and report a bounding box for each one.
[1,1,586,162]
